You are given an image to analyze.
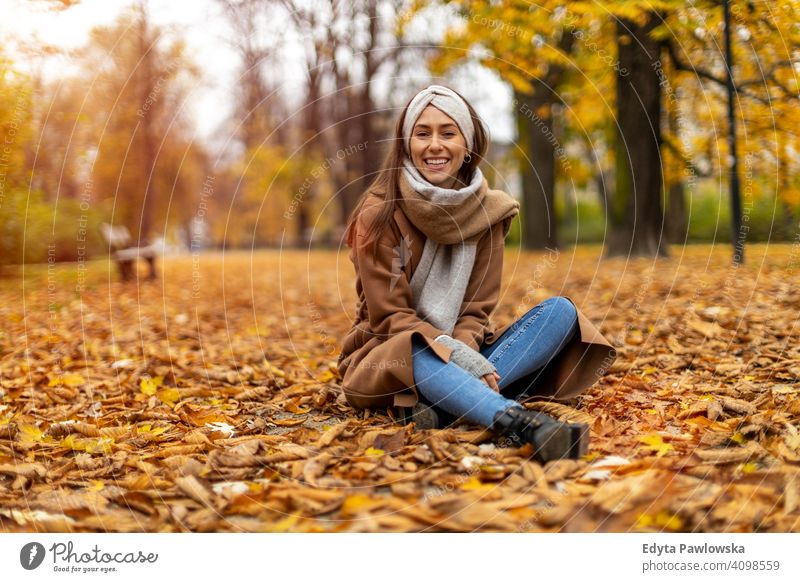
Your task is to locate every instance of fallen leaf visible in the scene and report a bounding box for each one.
[638,434,675,457]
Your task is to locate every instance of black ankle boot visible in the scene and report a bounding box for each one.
[491,406,589,463]
[398,402,457,430]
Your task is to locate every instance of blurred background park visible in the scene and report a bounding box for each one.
[0,0,798,269]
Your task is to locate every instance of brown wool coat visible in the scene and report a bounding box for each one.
[337,190,618,411]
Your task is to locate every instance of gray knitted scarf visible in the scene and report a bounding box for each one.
[401,159,484,335]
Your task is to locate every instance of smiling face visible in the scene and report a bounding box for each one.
[408,105,469,189]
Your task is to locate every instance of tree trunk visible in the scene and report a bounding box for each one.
[138,6,157,245]
[515,85,558,250]
[665,82,687,244]
[595,169,611,218]
[606,13,667,257]
[667,181,687,243]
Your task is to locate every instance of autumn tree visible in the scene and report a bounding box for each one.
[77,1,204,244]
[0,53,37,265]
[606,9,668,257]
[657,0,800,254]
[280,0,417,229]
[217,0,288,153]
[411,0,605,250]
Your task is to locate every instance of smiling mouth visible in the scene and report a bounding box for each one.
[424,158,450,171]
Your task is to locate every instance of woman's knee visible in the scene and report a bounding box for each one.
[542,296,578,319]
[411,335,443,383]
[545,296,578,329]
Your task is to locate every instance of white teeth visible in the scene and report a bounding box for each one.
[425,159,449,167]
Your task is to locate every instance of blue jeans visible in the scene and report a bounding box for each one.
[410,296,579,427]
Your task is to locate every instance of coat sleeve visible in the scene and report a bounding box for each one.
[451,219,507,351]
[354,202,446,342]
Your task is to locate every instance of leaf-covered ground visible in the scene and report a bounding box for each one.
[1,245,799,532]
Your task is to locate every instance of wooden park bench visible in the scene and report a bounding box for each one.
[100,223,159,282]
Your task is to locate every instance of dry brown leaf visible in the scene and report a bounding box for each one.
[524,401,595,425]
[0,462,47,479]
[317,421,348,447]
[175,475,214,507]
[693,442,763,464]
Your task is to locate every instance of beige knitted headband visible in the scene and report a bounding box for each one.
[402,85,479,155]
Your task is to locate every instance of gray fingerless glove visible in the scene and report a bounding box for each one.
[434,334,497,378]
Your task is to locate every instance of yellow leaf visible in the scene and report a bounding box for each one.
[645,408,659,414]
[137,424,167,436]
[19,424,44,443]
[364,447,384,457]
[340,494,377,515]
[62,373,86,387]
[88,480,105,491]
[638,434,674,457]
[316,370,336,383]
[636,509,683,531]
[730,432,746,445]
[269,513,299,532]
[139,375,163,396]
[265,360,285,378]
[157,388,180,405]
[84,437,113,454]
[460,476,494,491]
[48,373,86,387]
[642,366,658,376]
[581,451,601,462]
[740,462,758,474]
[61,434,85,451]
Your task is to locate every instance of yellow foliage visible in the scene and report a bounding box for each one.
[157,388,180,405]
[638,434,675,457]
[48,373,86,387]
[139,376,164,396]
[636,509,683,531]
[19,424,45,443]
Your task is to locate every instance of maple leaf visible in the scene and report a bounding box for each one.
[139,375,163,396]
[389,233,413,292]
[19,424,44,443]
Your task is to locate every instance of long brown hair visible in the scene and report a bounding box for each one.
[342,86,490,260]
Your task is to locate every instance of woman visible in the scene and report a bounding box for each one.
[337,85,617,462]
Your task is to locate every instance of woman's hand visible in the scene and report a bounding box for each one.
[480,371,501,392]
